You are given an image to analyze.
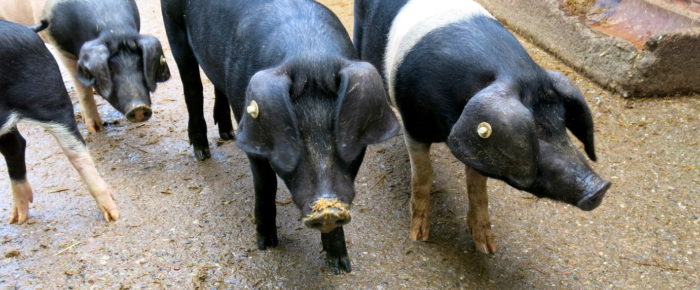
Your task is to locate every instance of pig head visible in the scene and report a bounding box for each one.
[236,61,399,232]
[448,71,611,211]
[76,34,170,122]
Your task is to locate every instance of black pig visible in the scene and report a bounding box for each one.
[161,0,399,273]
[42,0,170,132]
[354,0,611,253]
[0,20,119,224]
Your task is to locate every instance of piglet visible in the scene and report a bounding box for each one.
[0,20,118,224]
[42,0,170,132]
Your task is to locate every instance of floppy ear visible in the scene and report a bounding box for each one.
[447,83,538,189]
[236,68,302,173]
[335,61,400,162]
[547,70,597,161]
[77,39,113,97]
[138,35,171,92]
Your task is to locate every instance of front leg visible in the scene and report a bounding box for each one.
[163,18,209,160]
[465,166,495,254]
[60,55,103,133]
[321,227,351,274]
[248,155,278,250]
[404,135,433,241]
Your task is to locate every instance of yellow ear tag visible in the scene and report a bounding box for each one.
[247,100,259,119]
[160,55,166,65]
[477,122,492,139]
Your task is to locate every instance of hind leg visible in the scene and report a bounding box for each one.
[40,121,119,222]
[214,88,235,141]
[163,14,209,160]
[0,129,33,224]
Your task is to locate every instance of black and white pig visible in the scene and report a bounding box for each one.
[41,0,170,132]
[0,20,119,224]
[161,0,399,273]
[354,0,612,253]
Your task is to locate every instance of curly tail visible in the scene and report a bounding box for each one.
[27,19,49,33]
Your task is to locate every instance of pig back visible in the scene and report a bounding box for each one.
[43,0,140,57]
[183,0,355,119]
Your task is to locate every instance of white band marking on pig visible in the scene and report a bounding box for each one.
[0,113,20,136]
[384,0,493,105]
[21,119,88,153]
[1,115,85,153]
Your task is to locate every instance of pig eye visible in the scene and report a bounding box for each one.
[477,122,492,139]
[247,100,260,119]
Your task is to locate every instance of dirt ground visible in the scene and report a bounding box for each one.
[1,0,698,288]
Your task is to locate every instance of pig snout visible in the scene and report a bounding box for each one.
[576,175,612,211]
[125,103,152,122]
[302,198,351,233]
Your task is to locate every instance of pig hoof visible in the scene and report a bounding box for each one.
[326,254,351,274]
[469,223,496,254]
[219,130,235,141]
[193,146,211,161]
[8,181,33,225]
[95,192,120,222]
[8,202,30,225]
[256,233,279,250]
[409,213,430,241]
[84,118,104,133]
[99,204,120,222]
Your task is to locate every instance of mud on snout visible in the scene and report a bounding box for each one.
[302,198,351,233]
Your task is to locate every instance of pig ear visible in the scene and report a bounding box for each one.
[236,69,302,172]
[447,84,538,189]
[138,35,171,92]
[335,61,400,162]
[547,71,597,161]
[77,39,113,97]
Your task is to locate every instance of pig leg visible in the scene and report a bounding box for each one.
[40,121,119,222]
[321,227,351,274]
[59,55,104,133]
[404,135,432,241]
[163,18,210,160]
[213,88,235,141]
[0,130,33,224]
[248,155,278,249]
[465,166,496,254]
